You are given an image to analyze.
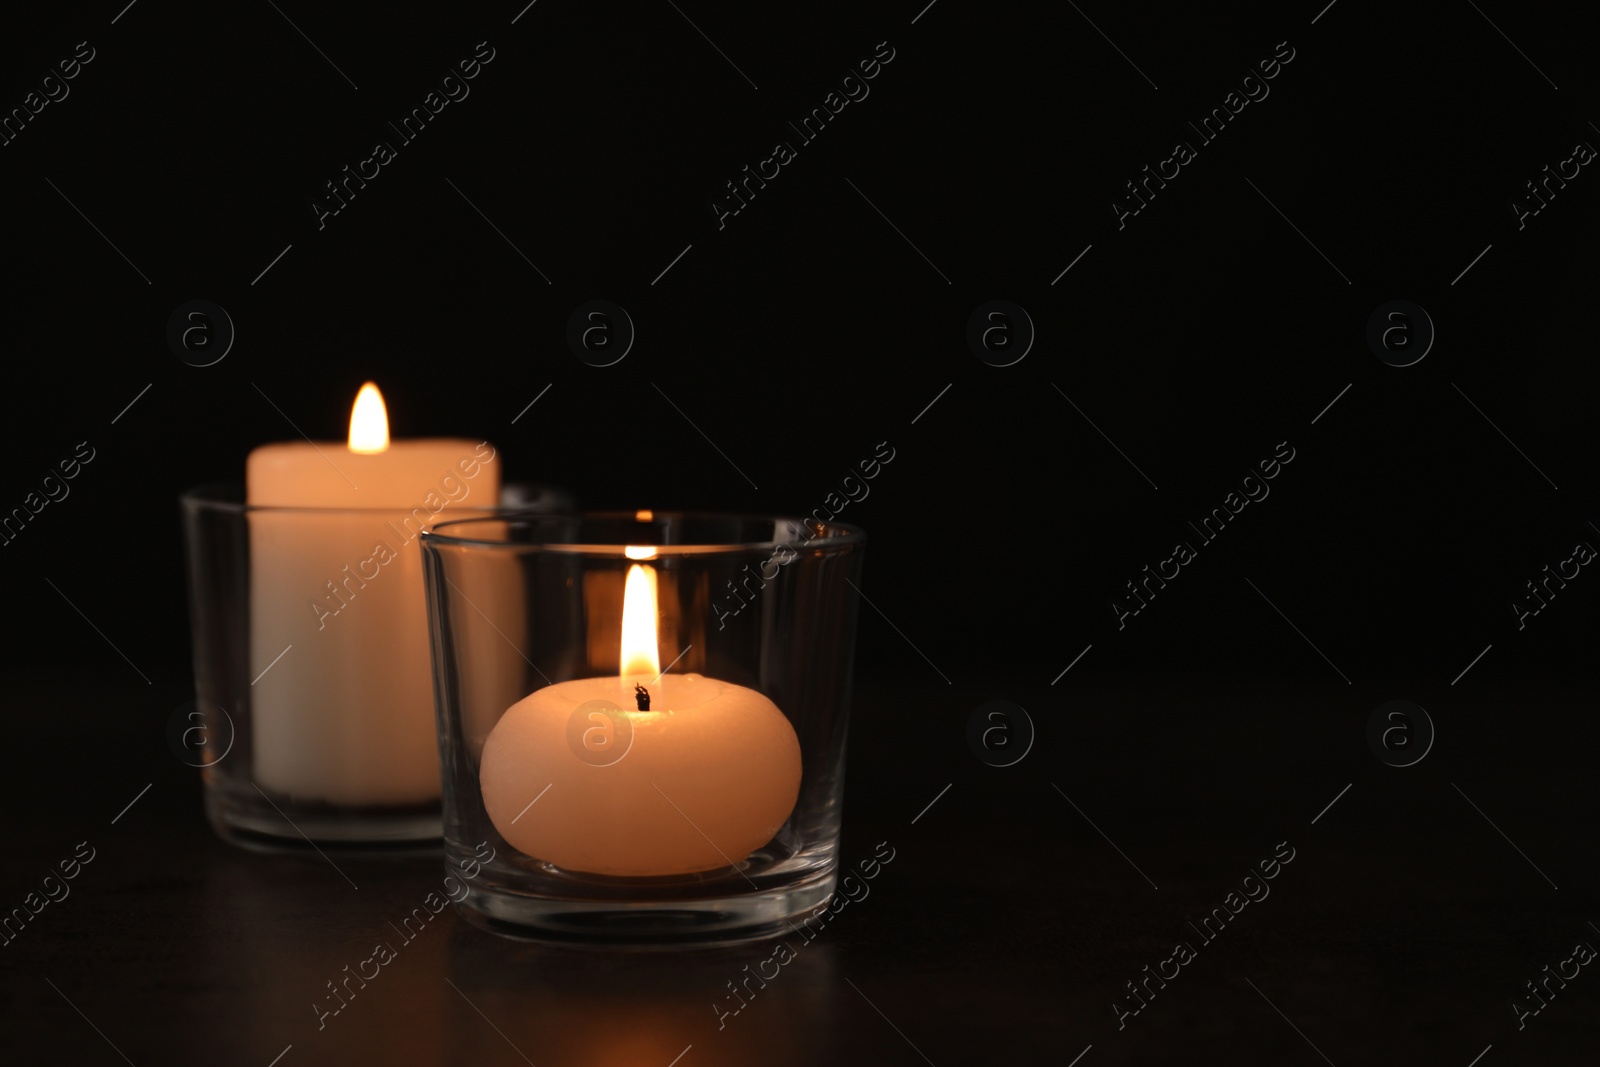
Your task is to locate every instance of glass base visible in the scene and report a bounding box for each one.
[204,782,442,855]
[453,867,836,948]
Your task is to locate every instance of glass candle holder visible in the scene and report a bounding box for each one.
[420,512,866,945]
[180,482,570,852]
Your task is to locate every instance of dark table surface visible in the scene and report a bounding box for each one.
[4,668,1595,1065]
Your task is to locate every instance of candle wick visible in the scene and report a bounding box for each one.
[634,684,651,711]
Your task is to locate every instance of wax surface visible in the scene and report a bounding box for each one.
[479,673,803,876]
[246,438,498,805]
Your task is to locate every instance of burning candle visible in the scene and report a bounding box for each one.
[247,383,500,806]
[479,556,802,876]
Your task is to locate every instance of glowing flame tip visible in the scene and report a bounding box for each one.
[348,382,389,454]
[620,563,660,678]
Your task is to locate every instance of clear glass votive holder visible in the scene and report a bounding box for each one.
[419,512,866,945]
[180,482,570,852]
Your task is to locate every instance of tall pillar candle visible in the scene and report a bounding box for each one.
[246,383,500,806]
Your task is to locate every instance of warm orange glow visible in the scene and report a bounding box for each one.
[635,509,654,522]
[348,382,390,454]
[620,564,660,677]
[624,545,657,560]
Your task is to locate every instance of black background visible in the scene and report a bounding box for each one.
[2,1,1597,1063]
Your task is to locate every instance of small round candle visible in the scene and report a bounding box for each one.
[479,562,802,877]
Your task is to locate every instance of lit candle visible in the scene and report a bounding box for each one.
[247,383,500,806]
[479,556,802,876]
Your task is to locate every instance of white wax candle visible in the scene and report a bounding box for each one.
[479,559,802,876]
[479,673,802,876]
[246,383,500,806]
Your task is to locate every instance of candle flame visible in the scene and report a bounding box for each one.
[620,563,660,678]
[348,382,390,454]
[624,545,656,560]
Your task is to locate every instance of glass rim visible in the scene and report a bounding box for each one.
[420,509,868,554]
[178,481,569,517]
